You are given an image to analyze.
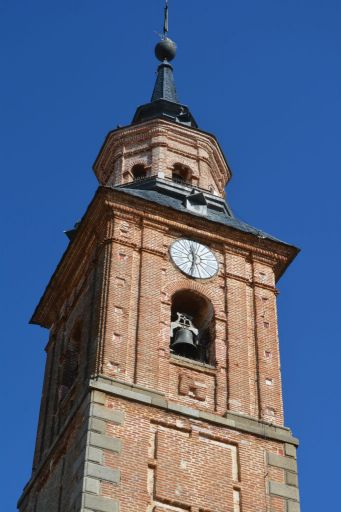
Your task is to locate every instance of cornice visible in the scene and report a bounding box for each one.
[30,198,105,327]
[93,118,232,185]
[101,237,138,251]
[221,271,278,294]
[140,246,166,259]
[103,192,297,275]
[31,187,297,328]
[111,191,296,255]
[89,377,298,445]
[18,377,299,508]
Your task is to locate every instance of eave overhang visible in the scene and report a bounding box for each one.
[30,186,299,329]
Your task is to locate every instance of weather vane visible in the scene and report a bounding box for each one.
[154,0,176,63]
[163,0,169,37]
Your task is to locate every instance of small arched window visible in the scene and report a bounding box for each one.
[172,164,190,184]
[170,290,215,364]
[131,164,146,181]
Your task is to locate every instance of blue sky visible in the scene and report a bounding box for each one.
[1,1,340,510]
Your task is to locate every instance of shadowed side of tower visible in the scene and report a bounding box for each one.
[18,5,301,512]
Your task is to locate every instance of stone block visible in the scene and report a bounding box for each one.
[169,402,200,418]
[285,443,297,458]
[267,452,297,473]
[93,379,152,404]
[85,462,120,483]
[287,500,300,512]
[89,432,121,453]
[201,410,236,428]
[92,390,106,405]
[236,417,263,436]
[87,446,103,464]
[83,494,119,512]
[151,395,168,408]
[269,481,299,501]
[91,404,124,425]
[286,471,299,487]
[84,477,100,494]
[115,386,152,404]
[89,417,106,434]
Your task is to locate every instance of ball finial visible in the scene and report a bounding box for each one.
[155,37,177,62]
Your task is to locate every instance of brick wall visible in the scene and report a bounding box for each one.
[20,384,299,512]
[93,202,285,426]
[19,119,299,511]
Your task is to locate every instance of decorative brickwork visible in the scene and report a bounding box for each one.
[18,116,300,512]
[93,119,231,197]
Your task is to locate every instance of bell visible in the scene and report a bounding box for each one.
[171,328,198,359]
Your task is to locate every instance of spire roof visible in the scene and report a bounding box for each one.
[132,2,197,128]
[151,61,179,103]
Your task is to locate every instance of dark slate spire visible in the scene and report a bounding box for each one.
[132,2,197,128]
[151,61,179,103]
[151,33,178,103]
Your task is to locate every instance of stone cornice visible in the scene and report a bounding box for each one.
[89,376,299,445]
[18,376,299,509]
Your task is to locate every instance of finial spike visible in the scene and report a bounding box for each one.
[163,0,169,37]
[155,0,176,62]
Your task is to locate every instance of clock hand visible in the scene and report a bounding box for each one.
[194,242,200,260]
[190,244,196,273]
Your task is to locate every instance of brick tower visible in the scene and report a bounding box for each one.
[18,8,301,512]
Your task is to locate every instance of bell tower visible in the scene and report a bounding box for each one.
[18,5,301,512]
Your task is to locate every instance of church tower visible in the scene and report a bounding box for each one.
[18,6,301,512]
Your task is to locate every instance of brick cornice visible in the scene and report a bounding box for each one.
[101,237,139,251]
[140,246,166,259]
[30,187,297,328]
[104,191,297,265]
[93,118,231,190]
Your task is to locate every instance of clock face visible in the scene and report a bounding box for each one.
[170,239,219,279]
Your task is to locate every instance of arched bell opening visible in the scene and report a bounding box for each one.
[131,164,147,181]
[172,163,191,185]
[170,289,215,364]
